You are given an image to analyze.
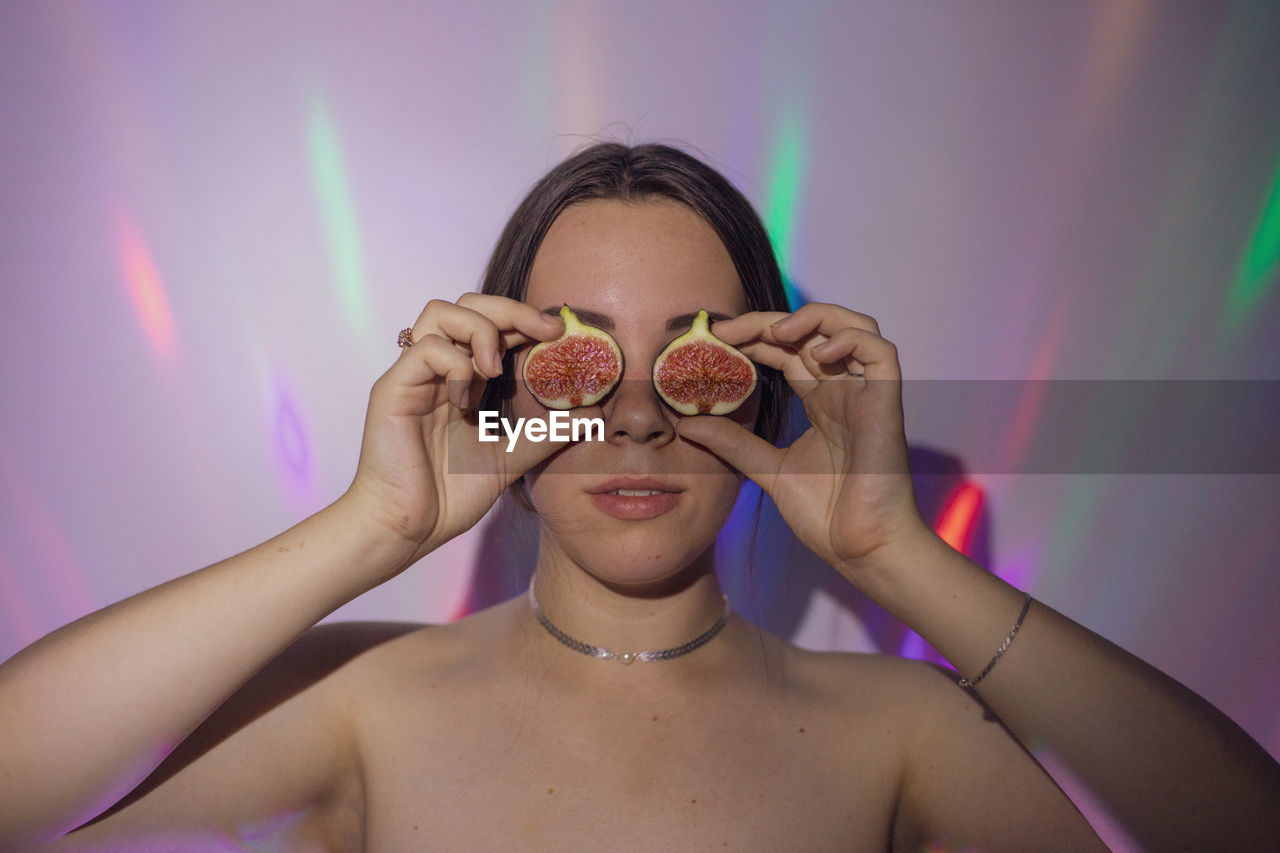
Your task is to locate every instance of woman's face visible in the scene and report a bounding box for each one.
[513,197,757,590]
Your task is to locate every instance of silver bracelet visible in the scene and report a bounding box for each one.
[958,591,1033,689]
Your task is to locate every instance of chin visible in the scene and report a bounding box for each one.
[569,541,716,596]
[532,492,731,594]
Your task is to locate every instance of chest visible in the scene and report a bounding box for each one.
[354,681,901,851]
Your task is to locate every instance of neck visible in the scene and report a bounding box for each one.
[523,544,732,679]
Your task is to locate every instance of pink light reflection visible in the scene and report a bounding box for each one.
[115,212,176,361]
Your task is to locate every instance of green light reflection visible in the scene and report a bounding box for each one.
[307,94,371,333]
[1226,154,1280,329]
[763,110,807,307]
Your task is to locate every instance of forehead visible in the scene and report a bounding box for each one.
[526,198,746,315]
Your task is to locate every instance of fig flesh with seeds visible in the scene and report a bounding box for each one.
[522,305,623,409]
[653,310,757,415]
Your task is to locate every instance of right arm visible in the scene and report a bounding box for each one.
[0,499,406,846]
[0,295,564,848]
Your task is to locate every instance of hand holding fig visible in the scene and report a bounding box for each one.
[674,303,930,581]
[342,294,569,576]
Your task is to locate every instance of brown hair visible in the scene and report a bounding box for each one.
[478,141,791,444]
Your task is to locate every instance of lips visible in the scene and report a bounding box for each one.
[588,477,684,496]
[588,477,684,520]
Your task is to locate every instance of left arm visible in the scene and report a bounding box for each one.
[677,303,1280,850]
[876,531,1280,850]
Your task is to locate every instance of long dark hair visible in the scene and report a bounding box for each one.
[479,142,791,444]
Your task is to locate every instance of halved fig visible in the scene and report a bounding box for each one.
[653,310,757,415]
[522,305,623,409]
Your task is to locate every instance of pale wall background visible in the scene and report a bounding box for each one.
[2,0,1278,762]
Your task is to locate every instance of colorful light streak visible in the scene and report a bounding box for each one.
[935,483,984,556]
[237,805,312,847]
[115,213,176,361]
[998,298,1067,475]
[896,481,988,662]
[984,0,1147,370]
[1105,0,1274,379]
[762,109,807,308]
[307,94,372,334]
[1226,153,1280,329]
[0,553,44,647]
[1032,3,1241,609]
[271,378,312,494]
[715,480,770,623]
[0,448,96,655]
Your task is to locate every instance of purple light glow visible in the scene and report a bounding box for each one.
[272,379,312,495]
[0,553,43,647]
[0,449,96,649]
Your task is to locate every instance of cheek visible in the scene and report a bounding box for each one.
[697,474,748,539]
[525,470,564,513]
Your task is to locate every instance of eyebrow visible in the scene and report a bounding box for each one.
[542,306,735,331]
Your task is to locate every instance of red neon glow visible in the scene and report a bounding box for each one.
[935,483,984,555]
[1000,297,1066,472]
[115,214,176,358]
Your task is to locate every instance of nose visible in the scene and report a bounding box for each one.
[601,376,676,445]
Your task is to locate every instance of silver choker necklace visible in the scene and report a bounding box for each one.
[527,582,731,664]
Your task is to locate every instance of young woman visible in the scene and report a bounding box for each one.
[1,144,1276,851]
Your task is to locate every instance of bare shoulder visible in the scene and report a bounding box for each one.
[773,642,1103,850]
[774,642,1022,779]
[728,633,964,772]
[320,604,512,692]
[780,643,1049,755]
[772,636,964,719]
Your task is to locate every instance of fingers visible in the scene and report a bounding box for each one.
[417,335,478,409]
[404,295,563,378]
[674,416,784,492]
[384,294,564,414]
[809,326,899,381]
[733,339,826,390]
[456,292,565,350]
[708,311,793,346]
[715,304,899,392]
[771,302,880,338]
[710,314,819,388]
[712,303,879,345]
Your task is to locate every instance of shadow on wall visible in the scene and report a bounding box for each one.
[454,391,991,662]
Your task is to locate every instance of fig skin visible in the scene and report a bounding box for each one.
[652,310,757,416]
[521,305,623,409]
